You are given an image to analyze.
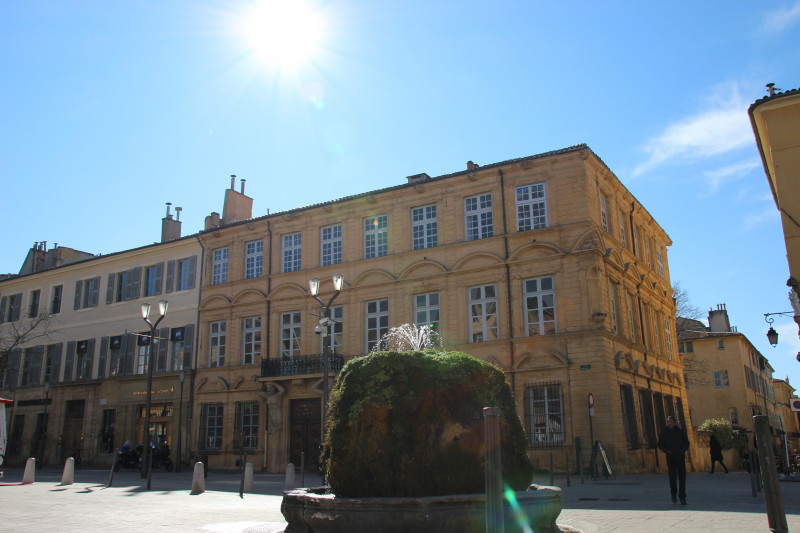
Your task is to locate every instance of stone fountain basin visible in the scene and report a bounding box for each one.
[281,484,562,533]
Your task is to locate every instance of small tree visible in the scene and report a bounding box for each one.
[672,281,703,321]
[698,418,745,450]
[0,312,55,379]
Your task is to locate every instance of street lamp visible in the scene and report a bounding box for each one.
[177,369,186,473]
[764,312,793,347]
[309,274,344,442]
[141,300,168,486]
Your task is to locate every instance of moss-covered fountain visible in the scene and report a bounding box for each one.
[281,326,562,532]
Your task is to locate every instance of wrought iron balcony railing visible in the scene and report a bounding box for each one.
[261,353,345,378]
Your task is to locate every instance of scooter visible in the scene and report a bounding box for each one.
[150,443,174,472]
[114,441,142,471]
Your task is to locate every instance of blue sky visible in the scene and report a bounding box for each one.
[1,1,799,386]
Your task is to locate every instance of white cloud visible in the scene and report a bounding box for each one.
[743,207,779,231]
[761,1,800,34]
[633,84,753,177]
[701,159,761,194]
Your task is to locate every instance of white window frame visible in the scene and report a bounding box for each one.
[209,321,226,367]
[280,312,301,359]
[609,282,619,334]
[465,193,494,240]
[516,183,547,231]
[664,318,674,360]
[619,211,627,248]
[245,240,263,279]
[414,292,440,333]
[412,205,437,250]
[600,194,609,232]
[282,232,302,273]
[365,299,389,352]
[212,248,228,285]
[713,370,730,388]
[468,284,498,343]
[242,316,261,365]
[177,258,192,291]
[364,215,388,259]
[627,292,638,344]
[525,383,564,445]
[524,276,556,336]
[320,306,343,354]
[144,265,160,297]
[657,249,664,277]
[321,224,342,266]
[201,404,223,451]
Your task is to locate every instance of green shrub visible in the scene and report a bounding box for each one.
[323,350,534,498]
[698,418,744,450]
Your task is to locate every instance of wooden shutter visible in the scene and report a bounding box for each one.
[183,323,195,369]
[3,349,21,388]
[84,338,96,379]
[98,337,109,379]
[50,343,62,383]
[63,341,76,382]
[157,327,169,372]
[30,345,44,385]
[89,277,100,307]
[131,267,142,299]
[0,296,6,323]
[74,280,83,310]
[125,333,136,375]
[187,256,197,289]
[154,262,164,295]
[106,273,116,304]
[165,260,175,293]
[11,294,21,321]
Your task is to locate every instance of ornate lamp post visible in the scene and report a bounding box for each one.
[141,300,168,486]
[308,274,344,440]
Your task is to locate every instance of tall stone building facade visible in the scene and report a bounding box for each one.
[192,144,690,474]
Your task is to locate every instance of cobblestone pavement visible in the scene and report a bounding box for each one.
[1,466,798,532]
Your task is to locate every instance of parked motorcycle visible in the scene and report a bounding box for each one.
[114,441,142,471]
[149,442,174,472]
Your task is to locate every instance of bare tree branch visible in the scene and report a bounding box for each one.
[672,281,704,321]
[0,312,56,362]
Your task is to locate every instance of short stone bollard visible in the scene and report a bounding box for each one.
[22,457,36,484]
[243,462,254,493]
[61,457,75,485]
[190,462,205,495]
[284,463,296,491]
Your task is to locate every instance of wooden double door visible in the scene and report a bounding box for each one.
[289,399,321,471]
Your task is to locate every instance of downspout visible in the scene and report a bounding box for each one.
[265,220,273,362]
[498,169,515,391]
[189,235,206,464]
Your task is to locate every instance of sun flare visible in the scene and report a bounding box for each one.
[242,0,324,69]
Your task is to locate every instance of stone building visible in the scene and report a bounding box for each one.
[191,144,690,474]
[772,378,800,464]
[0,207,199,468]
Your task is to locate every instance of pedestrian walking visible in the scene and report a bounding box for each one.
[709,434,728,474]
[658,416,690,505]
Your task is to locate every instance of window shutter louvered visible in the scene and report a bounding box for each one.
[98,337,109,379]
[30,345,44,385]
[90,276,100,307]
[0,296,6,323]
[131,267,142,299]
[125,333,136,375]
[106,273,115,304]
[157,327,169,372]
[165,260,175,293]
[84,338,95,379]
[11,294,21,321]
[183,323,194,369]
[74,280,83,310]
[50,343,62,382]
[155,262,164,295]
[64,341,76,382]
[187,256,197,289]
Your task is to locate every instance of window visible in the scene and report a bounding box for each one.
[235,402,259,451]
[644,236,652,268]
[657,249,664,277]
[212,248,228,285]
[282,233,302,272]
[638,389,657,447]
[73,277,99,309]
[20,346,42,387]
[524,277,555,336]
[664,318,674,360]
[713,370,730,388]
[364,215,388,258]
[366,299,389,352]
[0,293,21,323]
[728,407,739,426]
[620,384,640,448]
[113,268,141,303]
[176,257,196,291]
[137,334,151,375]
[99,409,116,454]
[243,317,261,365]
[600,194,609,232]
[412,205,437,250]
[516,183,547,231]
[321,306,343,354]
[200,404,223,451]
[609,282,619,334]
[524,384,564,445]
[50,285,63,314]
[245,240,263,279]
[321,224,342,266]
[679,341,694,354]
[627,293,639,344]
[143,264,163,297]
[169,327,185,371]
[44,343,61,383]
[717,339,725,350]
[465,193,493,240]
[209,321,226,367]
[28,290,40,318]
[469,284,498,342]
[619,211,627,248]
[280,312,301,358]
[414,293,440,333]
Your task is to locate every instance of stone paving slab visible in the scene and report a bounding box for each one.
[1,467,798,532]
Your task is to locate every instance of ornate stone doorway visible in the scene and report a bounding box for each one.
[289,398,321,471]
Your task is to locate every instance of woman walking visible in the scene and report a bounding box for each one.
[709,434,728,473]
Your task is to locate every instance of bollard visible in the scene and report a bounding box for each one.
[484,407,503,533]
[190,462,205,495]
[749,450,758,498]
[107,453,117,487]
[22,457,36,484]
[243,462,254,493]
[754,415,788,533]
[284,463,296,491]
[61,457,75,485]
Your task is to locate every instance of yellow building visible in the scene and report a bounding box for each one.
[773,378,800,461]
[0,208,200,468]
[192,145,691,474]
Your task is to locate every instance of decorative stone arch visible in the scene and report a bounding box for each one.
[231,288,268,306]
[398,259,447,280]
[485,355,508,371]
[507,241,564,262]
[513,349,570,370]
[267,282,307,299]
[614,350,634,371]
[350,269,396,287]
[199,294,232,311]
[604,248,626,271]
[452,251,504,271]
[570,228,606,254]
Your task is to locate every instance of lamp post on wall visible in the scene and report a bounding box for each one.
[176,369,186,473]
[308,274,344,440]
[141,300,168,485]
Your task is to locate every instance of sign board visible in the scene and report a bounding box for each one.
[791,397,800,412]
[588,393,595,408]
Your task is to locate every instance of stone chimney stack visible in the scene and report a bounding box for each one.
[221,175,253,225]
[161,202,182,242]
[708,303,732,333]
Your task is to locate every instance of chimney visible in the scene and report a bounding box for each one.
[406,173,431,184]
[161,202,182,242]
[221,175,253,224]
[708,303,732,333]
[467,161,479,171]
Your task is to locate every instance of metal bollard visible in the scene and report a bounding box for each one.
[484,407,503,533]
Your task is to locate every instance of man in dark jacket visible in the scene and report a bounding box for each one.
[658,416,690,504]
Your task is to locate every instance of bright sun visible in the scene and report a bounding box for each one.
[241,0,324,69]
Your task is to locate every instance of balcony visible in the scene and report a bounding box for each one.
[261,353,345,378]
